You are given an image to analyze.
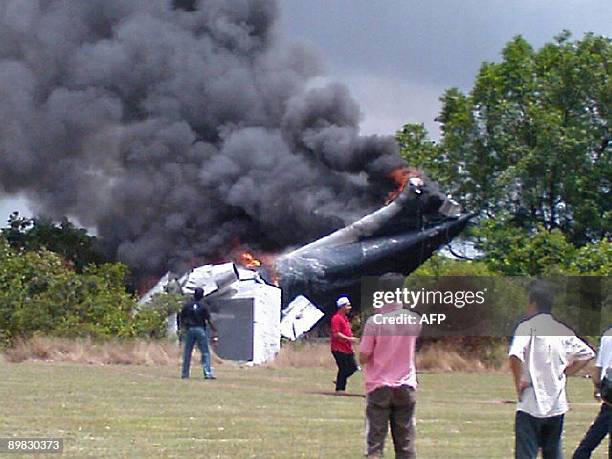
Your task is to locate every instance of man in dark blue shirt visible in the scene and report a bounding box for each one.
[178,287,218,379]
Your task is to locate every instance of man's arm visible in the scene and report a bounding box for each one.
[331,316,358,343]
[177,306,185,341]
[565,359,591,376]
[202,301,217,334]
[509,355,530,399]
[334,331,358,343]
[564,335,595,376]
[359,351,371,366]
[207,318,218,335]
[508,331,531,399]
[591,366,603,400]
[203,306,218,335]
[358,322,374,366]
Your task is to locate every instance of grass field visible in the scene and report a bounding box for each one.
[0,359,608,458]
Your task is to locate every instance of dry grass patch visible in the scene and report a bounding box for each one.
[417,345,487,372]
[3,336,185,365]
[271,340,507,372]
[270,341,335,369]
[4,336,228,366]
[5,336,547,374]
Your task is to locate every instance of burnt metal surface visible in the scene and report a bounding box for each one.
[269,214,472,311]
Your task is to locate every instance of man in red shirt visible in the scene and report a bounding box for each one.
[331,295,359,393]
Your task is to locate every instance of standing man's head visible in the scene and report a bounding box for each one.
[527,281,554,316]
[193,287,204,301]
[336,296,351,315]
[376,272,406,311]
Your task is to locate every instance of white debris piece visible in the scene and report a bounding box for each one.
[181,262,239,297]
[280,295,324,341]
[138,272,171,306]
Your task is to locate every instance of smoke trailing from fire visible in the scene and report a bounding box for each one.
[0,0,424,275]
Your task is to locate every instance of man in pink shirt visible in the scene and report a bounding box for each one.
[359,275,421,459]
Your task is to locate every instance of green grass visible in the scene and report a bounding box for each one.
[0,360,608,458]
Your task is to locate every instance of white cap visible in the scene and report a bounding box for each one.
[336,296,351,308]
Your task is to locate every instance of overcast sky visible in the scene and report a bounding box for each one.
[278,0,611,136]
[1,0,610,221]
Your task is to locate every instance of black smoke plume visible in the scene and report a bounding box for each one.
[0,0,421,276]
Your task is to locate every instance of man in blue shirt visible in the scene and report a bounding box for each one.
[178,287,218,379]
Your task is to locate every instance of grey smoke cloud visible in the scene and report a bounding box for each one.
[0,0,413,275]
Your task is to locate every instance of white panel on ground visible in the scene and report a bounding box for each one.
[280,295,324,341]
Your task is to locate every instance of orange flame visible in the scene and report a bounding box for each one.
[233,246,280,286]
[239,251,262,268]
[385,167,420,204]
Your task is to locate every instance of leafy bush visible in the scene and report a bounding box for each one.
[131,293,184,339]
[0,235,168,348]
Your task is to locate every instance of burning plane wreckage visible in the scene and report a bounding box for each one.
[0,0,473,364]
[141,176,471,364]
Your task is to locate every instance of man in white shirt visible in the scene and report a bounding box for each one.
[573,327,612,459]
[509,281,595,459]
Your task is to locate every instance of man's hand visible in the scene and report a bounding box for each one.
[592,367,602,402]
[565,358,591,376]
[516,380,530,400]
[594,382,602,401]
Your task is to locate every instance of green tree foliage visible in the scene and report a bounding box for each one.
[398,32,611,245]
[395,123,442,180]
[569,239,612,275]
[2,212,107,272]
[0,235,166,347]
[474,221,575,276]
[133,293,184,340]
[411,254,493,277]
[473,221,612,276]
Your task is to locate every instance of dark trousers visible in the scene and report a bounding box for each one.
[332,351,358,391]
[515,411,564,459]
[181,326,213,379]
[366,385,416,459]
[573,403,611,459]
